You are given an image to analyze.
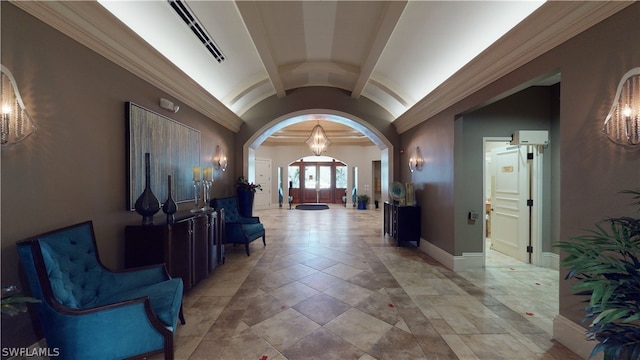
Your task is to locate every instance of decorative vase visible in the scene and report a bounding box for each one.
[236,188,255,217]
[162,175,177,224]
[134,153,160,225]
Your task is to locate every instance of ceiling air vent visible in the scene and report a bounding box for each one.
[168,0,226,63]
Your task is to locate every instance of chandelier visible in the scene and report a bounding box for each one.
[306,123,331,156]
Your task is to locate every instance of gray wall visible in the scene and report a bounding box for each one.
[1,3,235,348]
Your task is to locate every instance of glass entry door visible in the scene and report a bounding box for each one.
[288,158,347,205]
[303,164,332,203]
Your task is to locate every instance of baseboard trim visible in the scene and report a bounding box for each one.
[420,239,484,271]
[541,251,560,270]
[553,315,601,360]
[420,239,455,270]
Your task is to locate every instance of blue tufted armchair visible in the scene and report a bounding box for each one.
[212,196,266,256]
[16,221,184,360]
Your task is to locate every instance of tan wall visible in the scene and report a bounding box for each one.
[1,2,234,293]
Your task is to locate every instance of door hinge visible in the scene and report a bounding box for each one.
[527,245,533,253]
[527,199,533,207]
[527,153,534,160]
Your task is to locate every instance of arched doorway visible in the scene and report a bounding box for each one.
[288,156,348,204]
[243,110,394,207]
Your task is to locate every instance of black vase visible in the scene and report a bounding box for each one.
[162,175,178,224]
[236,187,255,217]
[134,153,160,225]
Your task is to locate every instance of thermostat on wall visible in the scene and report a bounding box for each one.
[510,130,549,145]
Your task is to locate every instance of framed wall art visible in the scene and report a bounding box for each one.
[126,102,200,211]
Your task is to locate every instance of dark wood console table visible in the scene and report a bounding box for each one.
[384,202,421,247]
[124,210,223,290]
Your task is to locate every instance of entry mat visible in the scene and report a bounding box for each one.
[295,203,330,210]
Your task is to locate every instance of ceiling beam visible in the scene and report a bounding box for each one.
[351,1,407,100]
[235,1,287,98]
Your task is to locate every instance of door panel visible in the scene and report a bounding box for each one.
[318,165,332,203]
[490,146,529,263]
[254,159,271,209]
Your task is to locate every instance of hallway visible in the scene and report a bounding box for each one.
[163,206,581,359]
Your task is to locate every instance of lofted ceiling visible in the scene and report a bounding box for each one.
[10,1,632,145]
[95,0,542,146]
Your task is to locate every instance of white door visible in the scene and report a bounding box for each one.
[254,158,271,209]
[490,146,530,263]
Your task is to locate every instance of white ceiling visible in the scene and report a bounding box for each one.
[97,0,543,119]
[11,1,631,144]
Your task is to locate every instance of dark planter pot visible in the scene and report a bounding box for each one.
[236,188,255,217]
[357,200,368,210]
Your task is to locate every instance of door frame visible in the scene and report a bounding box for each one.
[483,137,543,266]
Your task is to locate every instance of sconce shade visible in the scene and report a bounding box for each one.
[306,124,331,156]
[409,146,424,172]
[602,67,640,149]
[1,65,37,147]
[214,145,227,171]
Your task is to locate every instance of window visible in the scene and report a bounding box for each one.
[336,166,347,188]
[288,166,300,188]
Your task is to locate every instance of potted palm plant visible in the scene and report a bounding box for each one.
[555,188,640,360]
[1,286,40,317]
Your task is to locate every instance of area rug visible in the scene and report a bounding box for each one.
[295,203,330,210]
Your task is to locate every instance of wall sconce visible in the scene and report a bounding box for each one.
[213,145,227,171]
[160,98,180,113]
[408,146,424,172]
[602,67,640,149]
[1,65,37,147]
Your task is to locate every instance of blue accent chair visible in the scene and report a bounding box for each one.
[16,221,184,360]
[212,196,266,256]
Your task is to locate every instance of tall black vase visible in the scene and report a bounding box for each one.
[162,175,177,224]
[236,188,255,217]
[134,153,160,225]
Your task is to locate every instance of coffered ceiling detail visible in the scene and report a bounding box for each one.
[11,1,632,142]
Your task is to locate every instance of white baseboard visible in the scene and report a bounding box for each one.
[420,239,455,270]
[422,240,560,273]
[553,315,601,360]
[420,239,484,271]
[420,239,485,271]
[541,251,560,270]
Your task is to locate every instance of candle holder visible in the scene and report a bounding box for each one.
[191,179,202,213]
[203,179,213,211]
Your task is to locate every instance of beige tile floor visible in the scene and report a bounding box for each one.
[159,205,581,360]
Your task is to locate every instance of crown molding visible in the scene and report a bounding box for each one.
[11,1,243,132]
[393,1,633,134]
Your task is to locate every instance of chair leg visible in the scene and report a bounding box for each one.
[262,235,266,247]
[245,243,250,256]
[164,336,174,360]
[179,305,186,325]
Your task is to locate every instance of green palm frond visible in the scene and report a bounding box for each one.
[555,188,640,360]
